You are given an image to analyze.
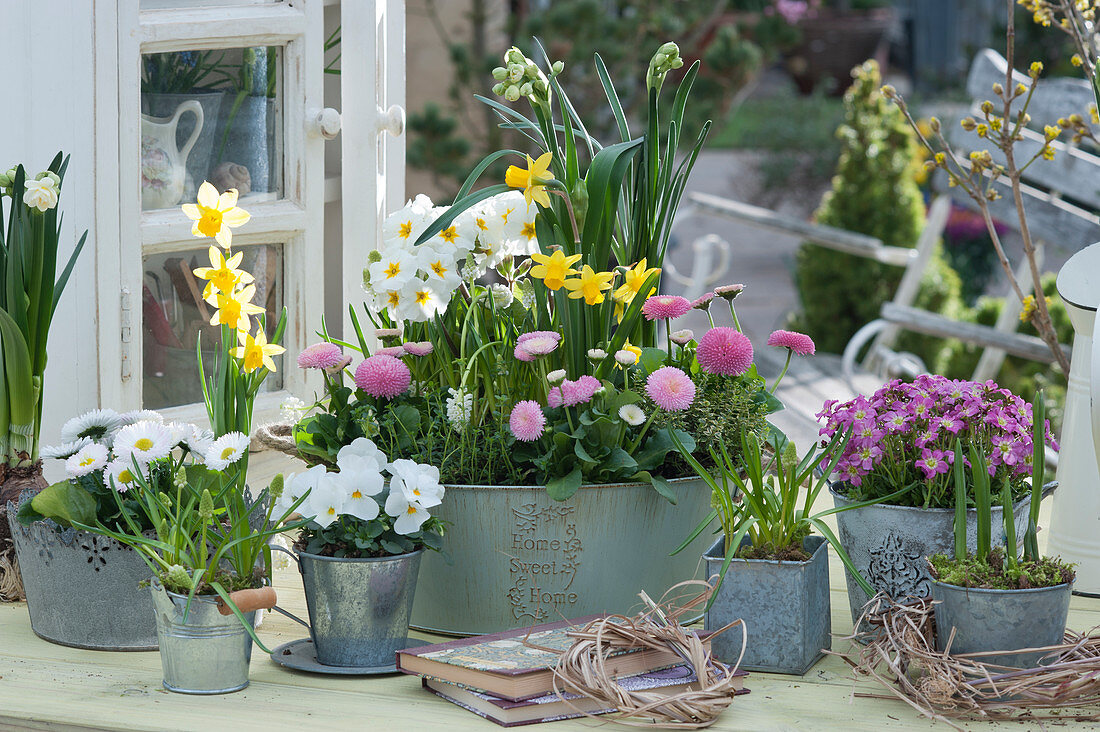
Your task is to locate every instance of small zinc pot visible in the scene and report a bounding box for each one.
[703,535,830,675]
[412,477,711,636]
[6,503,157,650]
[830,483,1046,627]
[297,549,423,667]
[151,580,256,694]
[931,580,1073,668]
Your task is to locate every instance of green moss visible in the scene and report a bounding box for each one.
[928,549,1075,590]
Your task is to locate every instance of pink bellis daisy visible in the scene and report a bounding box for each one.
[354,354,412,399]
[767,329,815,356]
[297,342,345,370]
[696,327,753,376]
[509,400,546,442]
[547,386,563,408]
[642,295,692,321]
[402,341,434,357]
[375,346,406,358]
[646,366,696,412]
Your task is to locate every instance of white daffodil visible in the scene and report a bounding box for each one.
[23,177,58,212]
[306,471,346,529]
[331,467,383,522]
[112,420,174,465]
[618,404,647,426]
[384,491,433,535]
[40,437,93,460]
[280,464,327,516]
[203,432,250,471]
[106,458,146,493]
[336,438,388,473]
[388,458,444,508]
[382,199,433,248]
[368,245,423,290]
[59,408,125,445]
[402,278,447,322]
[65,443,109,478]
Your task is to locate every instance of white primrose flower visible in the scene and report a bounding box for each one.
[496,191,539,257]
[112,420,174,464]
[419,242,463,295]
[59,408,125,445]
[381,198,433,247]
[203,432,250,471]
[402,278,447,322]
[369,244,424,291]
[618,404,647,426]
[431,206,479,255]
[65,443,109,478]
[40,437,93,460]
[445,388,474,431]
[388,459,444,508]
[374,284,420,322]
[336,438,388,473]
[384,491,433,535]
[306,471,346,529]
[106,458,146,493]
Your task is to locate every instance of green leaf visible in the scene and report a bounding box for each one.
[29,481,97,528]
[546,467,583,501]
[638,347,666,375]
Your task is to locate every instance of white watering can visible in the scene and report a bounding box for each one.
[1050,243,1100,594]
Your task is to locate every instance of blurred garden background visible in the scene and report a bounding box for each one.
[402,0,1082,435]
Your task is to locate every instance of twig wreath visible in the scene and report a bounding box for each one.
[832,594,1100,729]
[539,581,746,729]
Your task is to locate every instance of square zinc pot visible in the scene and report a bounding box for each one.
[704,535,830,675]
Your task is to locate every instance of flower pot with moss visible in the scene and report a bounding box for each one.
[929,404,1074,669]
[819,375,1059,625]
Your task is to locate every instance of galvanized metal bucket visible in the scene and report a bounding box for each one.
[151,581,256,694]
[411,477,711,636]
[831,484,1044,627]
[931,580,1073,668]
[703,535,831,675]
[296,549,423,667]
[6,501,157,650]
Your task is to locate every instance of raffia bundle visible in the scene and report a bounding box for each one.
[833,594,1100,729]
[543,581,746,729]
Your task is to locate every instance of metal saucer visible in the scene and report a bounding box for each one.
[270,638,400,675]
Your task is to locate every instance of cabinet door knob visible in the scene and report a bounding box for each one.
[313,107,342,140]
[378,104,405,137]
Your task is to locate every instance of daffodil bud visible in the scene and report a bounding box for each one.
[525,63,539,78]
[652,53,666,67]
[492,82,506,95]
[492,66,508,81]
[35,171,60,187]
[506,47,525,65]
[551,60,564,75]
[533,78,548,95]
[520,82,533,97]
[504,85,521,102]
[570,179,588,232]
[508,64,524,83]
[0,169,12,189]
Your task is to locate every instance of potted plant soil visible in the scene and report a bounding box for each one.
[819,375,1059,627]
[0,156,86,600]
[929,397,1075,669]
[673,422,906,674]
[275,436,445,669]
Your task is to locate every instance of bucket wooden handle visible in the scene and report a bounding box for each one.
[217,586,277,616]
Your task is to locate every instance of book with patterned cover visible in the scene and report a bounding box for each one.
[422,664,749,727]
[397,615,713,702]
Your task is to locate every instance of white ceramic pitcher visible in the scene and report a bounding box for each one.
[1050,243,1100,594]
[140,99,203,210]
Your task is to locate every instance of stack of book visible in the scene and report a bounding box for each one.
[396,615,748,727]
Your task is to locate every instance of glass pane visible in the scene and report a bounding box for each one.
[141,1,278,8]
[141,243,285,410]
[140,47,284,210]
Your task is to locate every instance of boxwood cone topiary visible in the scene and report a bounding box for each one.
[792,60,964,361]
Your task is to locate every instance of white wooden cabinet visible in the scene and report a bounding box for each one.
[0,0,405,463]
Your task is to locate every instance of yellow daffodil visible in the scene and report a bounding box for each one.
[208,284,265,332]
[181,181,251,249]
[505,152,554,207]
[563,265,614,305]
[193,246,254,299]
[613,258,660,304]
[234,328,285,373]
[530,250,581,290]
